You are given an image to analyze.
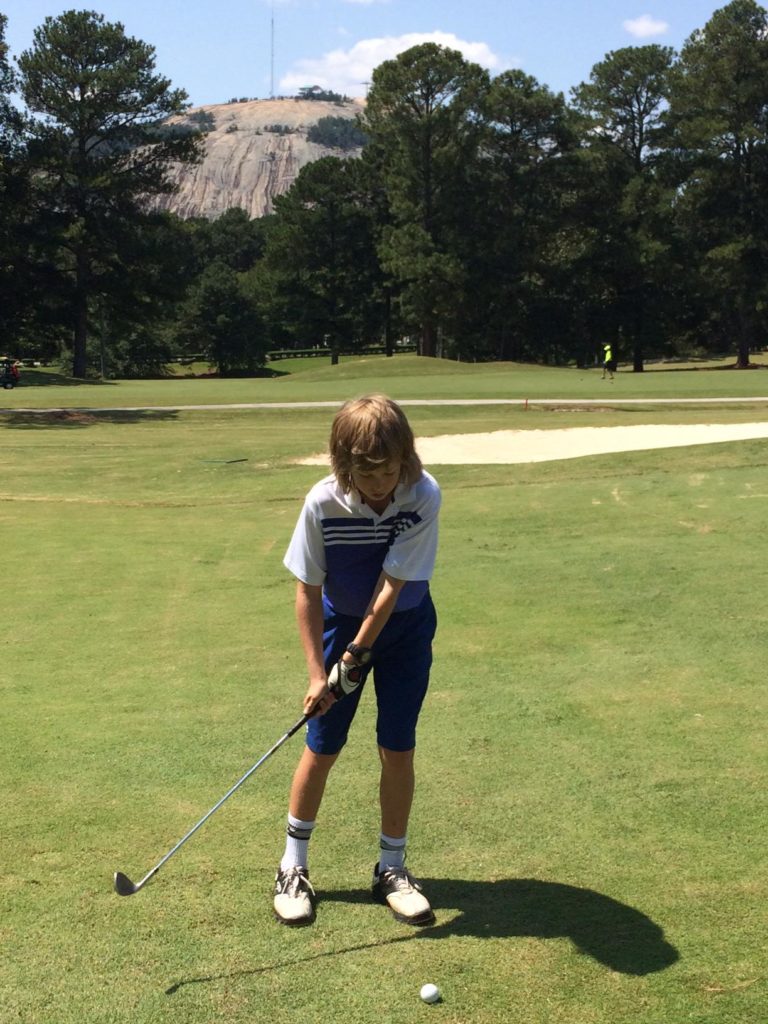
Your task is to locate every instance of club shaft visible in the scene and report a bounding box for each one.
[131,713,309,891]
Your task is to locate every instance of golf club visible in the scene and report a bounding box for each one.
[113,710,311,896]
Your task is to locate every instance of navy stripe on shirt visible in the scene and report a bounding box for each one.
[321,511,421,545]
[321,510,426,615]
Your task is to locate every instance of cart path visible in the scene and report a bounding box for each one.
[3,396,768,414]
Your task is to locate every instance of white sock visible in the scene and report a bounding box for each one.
[379,832,406,870]
[280,814,316,872]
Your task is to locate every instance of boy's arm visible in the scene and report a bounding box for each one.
[343,570,406,664]
[295,581,335,717]
[324,570,406,702]
[297,571,406,714]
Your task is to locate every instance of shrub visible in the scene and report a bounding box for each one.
[307,116,367,151]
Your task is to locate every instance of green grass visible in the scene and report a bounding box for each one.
[5,352,768,409]
[2,363,767,1023]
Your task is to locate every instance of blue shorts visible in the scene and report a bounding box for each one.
[306,593,437,755]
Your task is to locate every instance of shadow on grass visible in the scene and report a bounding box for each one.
[0,409,179,429]
[164,877,679,995]
[16,368,119,387]
[643,362,768,372]
[413,877,680,974]
[164,932,415,995]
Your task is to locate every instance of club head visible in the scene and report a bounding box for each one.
[114,871,139,896]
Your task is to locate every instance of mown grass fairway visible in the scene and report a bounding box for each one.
[2,361,767,1023]
[5,352,768,408]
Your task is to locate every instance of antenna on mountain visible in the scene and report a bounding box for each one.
[270,0,275,98]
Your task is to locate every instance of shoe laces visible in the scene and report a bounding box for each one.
[277,867,315,898]
[379,866,421,893]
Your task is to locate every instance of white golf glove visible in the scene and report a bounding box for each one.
[327,659,364,700]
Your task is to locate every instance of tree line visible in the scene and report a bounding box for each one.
[1,2,767,378]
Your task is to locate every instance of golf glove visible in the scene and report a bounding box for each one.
[328,659,363,700]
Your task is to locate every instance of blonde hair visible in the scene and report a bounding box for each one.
[330,394,423,494]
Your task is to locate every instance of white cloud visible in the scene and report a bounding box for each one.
[342,0,389,5]
[279,31,501,97]
[623,14,670,38]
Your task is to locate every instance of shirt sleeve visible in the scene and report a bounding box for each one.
[383,477,441,582]
[283,493,327,586]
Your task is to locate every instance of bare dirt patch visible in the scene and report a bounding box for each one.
[47,410,100,425]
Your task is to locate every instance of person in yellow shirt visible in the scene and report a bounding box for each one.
[601,343,616,380]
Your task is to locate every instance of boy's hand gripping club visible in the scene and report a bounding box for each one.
[327,659,364,700]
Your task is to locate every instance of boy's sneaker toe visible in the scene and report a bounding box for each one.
[372,863,435,926]
[273,866,315,925]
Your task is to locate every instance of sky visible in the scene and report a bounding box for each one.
[2,0,729,108]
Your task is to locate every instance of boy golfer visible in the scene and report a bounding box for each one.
[273,395,440,927]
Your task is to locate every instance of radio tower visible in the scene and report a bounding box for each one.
[270,1,275,98]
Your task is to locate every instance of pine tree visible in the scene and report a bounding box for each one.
[571,45,676,370]
[361,43,488,357]
[0,14,29,350]
[18,10,202,377]
[666,0,768,367]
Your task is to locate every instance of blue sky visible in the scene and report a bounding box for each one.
[3,1,728,107]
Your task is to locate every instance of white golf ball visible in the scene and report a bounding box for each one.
[420,983,441,1004]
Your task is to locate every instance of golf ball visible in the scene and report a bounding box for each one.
[420,983,441,1004]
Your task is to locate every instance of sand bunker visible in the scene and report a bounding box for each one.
[298,421,768,466]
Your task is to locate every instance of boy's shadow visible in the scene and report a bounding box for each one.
[164,876,679,995]
[323,876,679,975]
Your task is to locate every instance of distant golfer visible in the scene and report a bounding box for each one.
[602,343,616,380]
[273,394,440,928]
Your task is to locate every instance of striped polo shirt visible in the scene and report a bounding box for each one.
[284,471,441,617]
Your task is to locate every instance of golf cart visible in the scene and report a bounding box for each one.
[0,358,20,389]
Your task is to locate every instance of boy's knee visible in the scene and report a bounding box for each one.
[301,747,340,774]
[378,746,415,769]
